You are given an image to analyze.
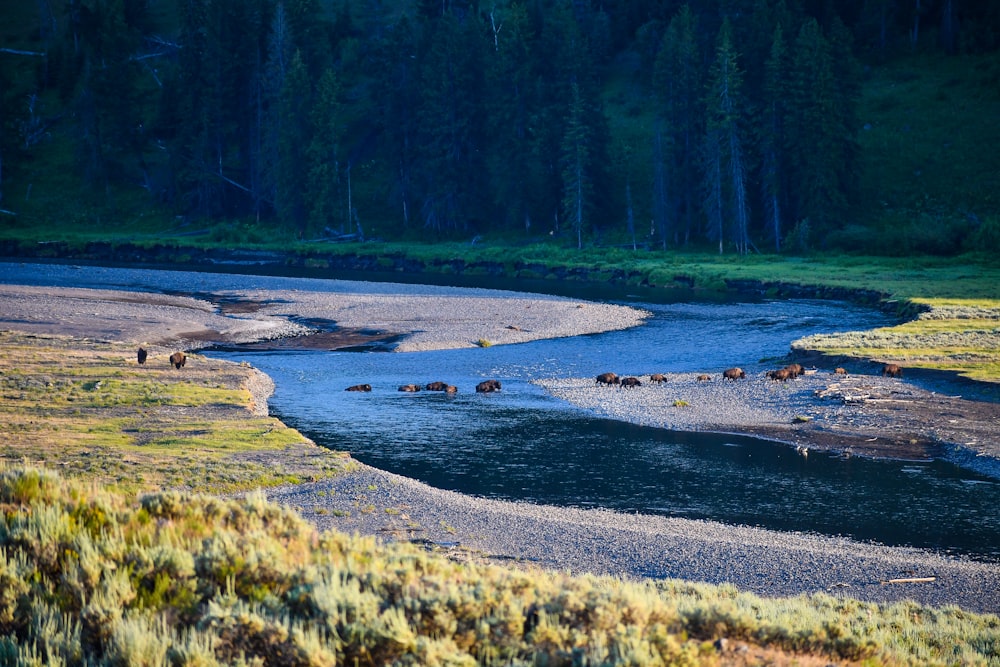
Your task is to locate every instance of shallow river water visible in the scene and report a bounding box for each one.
[4,262,1000,561]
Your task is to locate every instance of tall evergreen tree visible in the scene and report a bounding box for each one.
[276,50,310,233]
[702,18,751,254]
[561,80,592,249]
[74,0,145,193]
[652,4,702,246]
[483,3,537,234]
[759,23,788,251]
[306,67,343,237]
[414,12,485,234]
[785,18,849,242]
[370,15,421,231]
[258,1,295,218]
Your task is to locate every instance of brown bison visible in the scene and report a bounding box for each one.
[722,367,746,381]
[169,351,186,369]
[882,363,903,378]
[834,367,848,375]
[768,369,793,382]
[398,384,421,392]
[425,381,449,391]
[137,347,147,365]
[696,374,711,381]
[649,373,667,384]
[620,376,642,388]
[444,385,458,393]
[596,372,620,386]
[784,363,804,378]
[346,384,372,392]
[476,379,502,393]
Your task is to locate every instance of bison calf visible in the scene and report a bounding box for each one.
[346,384,372,392]
[696,374,711,382]
[834,367,848,375]
[649,373,667,384]
[620,376,642,388]
[398,384,421,392]
[169,351,186,369]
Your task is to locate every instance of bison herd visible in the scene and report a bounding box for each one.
[592,362,905,388]
[342,379,498,394]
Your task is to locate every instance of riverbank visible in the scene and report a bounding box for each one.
[537,370,1000,479]
[2,272,1000,613]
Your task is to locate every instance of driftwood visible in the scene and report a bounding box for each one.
[881,576,936,585]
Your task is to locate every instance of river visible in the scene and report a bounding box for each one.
[4,261,999,561]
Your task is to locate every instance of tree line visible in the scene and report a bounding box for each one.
[1,0,997,252]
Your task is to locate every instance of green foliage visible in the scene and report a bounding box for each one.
[0,465,998,666]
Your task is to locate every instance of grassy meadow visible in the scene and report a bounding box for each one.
[0,332,350,495]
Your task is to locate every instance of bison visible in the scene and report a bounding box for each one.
[620,376,642,388]
[696,374,711,382]
[425,381,449,391]
[444,385,458,393]
[768,369,793,382]
[346,384,372,392]
[137,347,147,365]
[882,363,903,378]
[834,367,848,375]
[722,367,746,381]
[649,373,667,384]
[398,384,421,392]
[169,351,186,369]
[596,372,619,386]
[784,363,804,378]
[476,379,502,393]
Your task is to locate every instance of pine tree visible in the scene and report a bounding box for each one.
[652,4,702,247]
[306,67,343,237]
[276,50,310,233]
[482,3,536,234]
[414,12,485,234]
[759,23,788,251]
[258,1,295,218]
[785,18,848,242]
[703,18,751,254]
[561,80,592,249]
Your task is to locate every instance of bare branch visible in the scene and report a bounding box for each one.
[0,47,46,57]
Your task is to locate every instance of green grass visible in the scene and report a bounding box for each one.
[0,332,348,495]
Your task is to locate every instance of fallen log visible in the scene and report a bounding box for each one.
[881,576,936,585]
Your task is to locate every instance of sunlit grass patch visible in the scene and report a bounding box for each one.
[793,298,1000,383]
[0,332,346,494]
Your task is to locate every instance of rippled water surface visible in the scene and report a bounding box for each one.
[4,262,999,561]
